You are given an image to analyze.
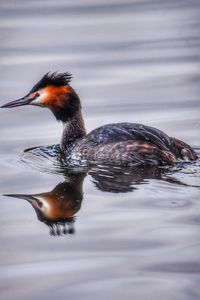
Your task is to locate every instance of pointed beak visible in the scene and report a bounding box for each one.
[4,193,41,206]
[4,193,35,201]
[1,95,31,108]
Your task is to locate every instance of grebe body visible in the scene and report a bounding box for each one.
[1,72,197,167]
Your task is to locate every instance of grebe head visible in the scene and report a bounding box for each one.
[1,72,81,122]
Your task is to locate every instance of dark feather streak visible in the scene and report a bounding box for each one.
[30,72,72,93]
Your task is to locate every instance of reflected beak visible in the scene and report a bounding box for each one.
[1,95,31,108]
[4,193,40,206]
[4,193,35,200]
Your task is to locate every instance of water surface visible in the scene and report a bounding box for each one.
[0,1,200,300]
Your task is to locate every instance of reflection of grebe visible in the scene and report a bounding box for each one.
[1,72,197,166]
[4,167,194,236]
[5,173,85,236]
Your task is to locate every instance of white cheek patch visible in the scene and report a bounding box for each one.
[31,91,47,106]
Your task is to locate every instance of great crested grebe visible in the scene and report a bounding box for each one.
[5,173,85,235]
[1,72,198,166]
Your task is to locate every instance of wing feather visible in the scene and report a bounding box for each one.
[86,123,171,151]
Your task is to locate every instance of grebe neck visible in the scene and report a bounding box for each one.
[61,109,86,151]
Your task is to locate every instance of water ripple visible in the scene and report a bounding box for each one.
[21,145,200,191]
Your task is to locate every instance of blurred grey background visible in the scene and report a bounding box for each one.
[0,0,200,149]
[1,2,200,300]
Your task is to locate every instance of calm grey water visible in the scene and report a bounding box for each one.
[0,1,200,300]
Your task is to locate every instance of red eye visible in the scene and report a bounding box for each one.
[35,92,40,97]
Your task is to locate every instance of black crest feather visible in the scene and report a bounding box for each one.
[30,72,72,93]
